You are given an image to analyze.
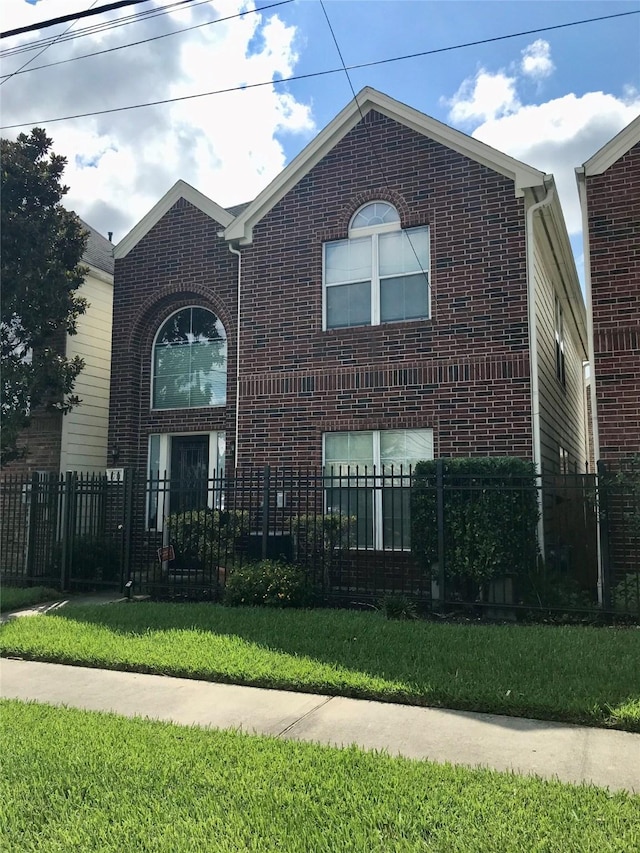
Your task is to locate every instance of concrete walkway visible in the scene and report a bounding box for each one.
[2,658,639,794]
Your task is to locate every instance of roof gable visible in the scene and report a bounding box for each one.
[225,87,546,245]
[582,113,640,176]
[114,179,233,259]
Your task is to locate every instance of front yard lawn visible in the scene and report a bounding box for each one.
[1,602,639,730]
[2,700,638,852]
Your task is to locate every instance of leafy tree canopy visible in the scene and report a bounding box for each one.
[1,128,88,464]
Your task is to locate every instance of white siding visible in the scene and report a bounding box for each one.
[59,271,113,473]
[533,221,588,473]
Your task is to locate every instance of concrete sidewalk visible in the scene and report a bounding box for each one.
[2,658,639,793]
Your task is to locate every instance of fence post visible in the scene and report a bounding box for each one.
[596,460,612,609]
[122,469,134,592]
[25,471,40,580]
[59,472,74,591]
[436,459,446,605]
[261,464,271,560]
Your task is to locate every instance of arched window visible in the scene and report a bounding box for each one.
[152,307,227,409]
[323,202,430,329]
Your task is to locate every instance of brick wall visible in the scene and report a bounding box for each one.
[109,111,534,471]
[588,141,640,465]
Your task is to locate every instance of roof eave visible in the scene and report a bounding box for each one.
[582,113,640,176]
[225,87,546,245]
[115,179,233,259]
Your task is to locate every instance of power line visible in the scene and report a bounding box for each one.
[0,0,295,78]
[2,8,638,130]
[1,0,101,87]
[1,0,166,39]
[1,0,200,55]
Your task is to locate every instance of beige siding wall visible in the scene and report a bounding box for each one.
[60,269,113,473]
[533,222,587,473]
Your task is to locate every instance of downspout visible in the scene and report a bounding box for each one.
[576,166,604,607]
[525,180,554,558]
[228,243,242,469]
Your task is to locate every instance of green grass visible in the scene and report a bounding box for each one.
[1,602,639,730]
[0,586,60,614]
[2,700,638,852]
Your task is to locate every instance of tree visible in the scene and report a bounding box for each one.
[1,128,88,464]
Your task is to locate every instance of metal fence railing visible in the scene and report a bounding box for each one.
[1,465,638,616]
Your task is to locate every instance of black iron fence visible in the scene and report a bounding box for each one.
[1,464,638,615]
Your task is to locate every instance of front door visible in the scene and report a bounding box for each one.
[170,435,209,514]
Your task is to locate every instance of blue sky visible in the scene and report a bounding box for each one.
[2,0,639,271]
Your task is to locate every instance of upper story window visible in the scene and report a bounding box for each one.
[152,306,227,410]
[323,202,430,330]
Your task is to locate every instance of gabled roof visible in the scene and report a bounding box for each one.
[582,113,640,176]
[114,179,233,259]
[225,87,547,245]
[79,218,114,276]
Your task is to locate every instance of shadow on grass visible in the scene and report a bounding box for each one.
[22,601,640,731]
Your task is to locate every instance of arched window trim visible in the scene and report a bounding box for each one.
[348,201,401,238]
[150,305,227,411]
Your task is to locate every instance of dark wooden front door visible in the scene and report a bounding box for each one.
[170,435,209,514]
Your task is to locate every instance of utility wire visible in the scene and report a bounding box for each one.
[1,0,295,78]
[1,0,101,87]
[1,0,206,56]
[319,0,430,286]
[1,0,166,39]
[1,0,204,56]
[2,8,638,130]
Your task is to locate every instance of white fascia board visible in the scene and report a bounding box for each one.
[225,87,546,245]
[583,113,640,176]
[114,179,233,259]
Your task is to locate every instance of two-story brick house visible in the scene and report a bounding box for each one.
[576,114,640,468]
[110,88,588,555]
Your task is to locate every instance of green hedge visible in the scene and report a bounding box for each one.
[411,457,539,593]
[224,560,314,608]
[166,509,249,566]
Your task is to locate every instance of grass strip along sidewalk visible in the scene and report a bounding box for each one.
[2,700,639,853]
[1,602,639,730]
[0,586,60,614]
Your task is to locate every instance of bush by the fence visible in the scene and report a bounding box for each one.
[166,509,249,566]
[612,572,640,613]
[223,560,314,607]
[53,535,121,583]
[292,513,356,588]
[411,457,539,594]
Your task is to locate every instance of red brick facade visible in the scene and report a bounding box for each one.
[587,140,640,466]
[110,109,536,471]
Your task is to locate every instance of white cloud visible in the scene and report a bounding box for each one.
[521,39,554,80]
[1,1,315,241]
[446,69,520,124]
[446,47,640,237]
[469,91,640,234]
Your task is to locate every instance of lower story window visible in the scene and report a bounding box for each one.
[147,431,225,529]
[323,428,434,549]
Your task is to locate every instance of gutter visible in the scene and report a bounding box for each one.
[525,179,554,555]
[228,243,242,469]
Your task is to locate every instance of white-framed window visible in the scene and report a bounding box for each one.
[323,428,434,549]
[555,296,566,387]
[323,202,430,330]
[152,306,227,410]
[147,431,225,529]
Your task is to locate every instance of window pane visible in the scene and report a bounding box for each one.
[153,308,227,409]
[379,227,429,276]
[325,432,373,471]
[326,487,373,548]
[327,281,371,328]
[325,237,371,284]
[380,273,429,322]
[380,429,434,468]
[351,202,399,230]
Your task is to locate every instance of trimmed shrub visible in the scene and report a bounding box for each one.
[53,535,121,583]
[166,509,249,566]
[292,513,356,589]
[612,573,640,614]
[224,560,314,608]
[411,457,539,596]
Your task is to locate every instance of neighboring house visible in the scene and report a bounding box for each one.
[576,114,640,468]
[6,220,115,475]
[110,88,588,555]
